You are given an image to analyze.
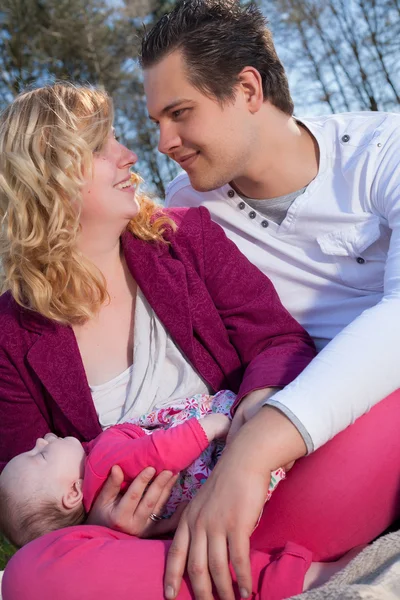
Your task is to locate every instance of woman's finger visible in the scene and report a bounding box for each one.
[133,470,174,519]
[147,502,189,537]
[111,466,157,530]
[151,473,180,516]
[99,464,125,504]
[86,465,125,526]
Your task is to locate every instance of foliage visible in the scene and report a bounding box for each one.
[0,0,179,197]
[262,0,400,114]
[0,533,15,570]
[0,0,398,196]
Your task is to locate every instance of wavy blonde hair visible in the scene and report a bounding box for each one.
[0,83,174,325]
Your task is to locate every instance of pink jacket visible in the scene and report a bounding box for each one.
[83,420,208,511]
[0,207,316,471]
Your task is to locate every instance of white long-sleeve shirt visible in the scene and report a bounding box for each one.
[166,111,400,452]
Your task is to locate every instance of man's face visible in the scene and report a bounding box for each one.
[144,51,256,192]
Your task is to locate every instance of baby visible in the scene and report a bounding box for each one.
[0,391,285,548]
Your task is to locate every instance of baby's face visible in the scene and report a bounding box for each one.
[2,434,86,500]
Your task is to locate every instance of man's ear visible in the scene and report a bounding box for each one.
[62,479,83,510]
[238,66,264,113]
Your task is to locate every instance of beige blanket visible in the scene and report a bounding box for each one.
[292,530,400,599]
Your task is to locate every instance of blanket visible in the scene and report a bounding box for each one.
[292,529,400,599]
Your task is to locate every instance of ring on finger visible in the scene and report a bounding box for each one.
[149,513,163,522]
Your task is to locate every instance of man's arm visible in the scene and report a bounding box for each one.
[265,124,400,451]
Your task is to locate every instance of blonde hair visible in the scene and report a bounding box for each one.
[0,83,174,325]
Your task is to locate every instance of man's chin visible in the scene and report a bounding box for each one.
[187,173,227,193]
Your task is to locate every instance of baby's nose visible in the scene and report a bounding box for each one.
[35,437,48,449]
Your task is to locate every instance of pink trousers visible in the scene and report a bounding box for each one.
[3,391,400,600]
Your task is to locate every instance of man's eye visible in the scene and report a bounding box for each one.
[172,109,186,119]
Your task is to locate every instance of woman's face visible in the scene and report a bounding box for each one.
[80,130,140,231]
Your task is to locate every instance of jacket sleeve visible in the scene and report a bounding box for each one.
[83,419,209,510]
[91,419,208,478]
[197,206,316,403]
[0,349,50,473]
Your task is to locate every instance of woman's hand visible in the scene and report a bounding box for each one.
[164,406,307,600]
[86,465,186,537]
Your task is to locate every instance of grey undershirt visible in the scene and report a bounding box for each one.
[243,186,307,225]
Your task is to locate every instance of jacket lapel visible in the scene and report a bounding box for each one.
[122,232,195,366]
[21,230,195,440]
[25,319,101,440]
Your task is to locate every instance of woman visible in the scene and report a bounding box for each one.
[0,83,317,599]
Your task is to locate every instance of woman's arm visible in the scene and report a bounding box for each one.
[84,419,210,509]
[0,348,50,472]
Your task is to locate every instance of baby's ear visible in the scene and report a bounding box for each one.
[62,479,83,510]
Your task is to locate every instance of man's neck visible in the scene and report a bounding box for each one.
[231,112,319,200]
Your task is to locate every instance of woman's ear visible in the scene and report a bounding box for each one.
[238,67,264,114]
[62,479,83,510]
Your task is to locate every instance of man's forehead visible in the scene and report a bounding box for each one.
[143,52,195,108]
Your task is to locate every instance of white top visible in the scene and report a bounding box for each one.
[166,111,400,452]
[91,288,211,429]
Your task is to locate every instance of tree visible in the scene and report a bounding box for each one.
[262,0,400,114]
[0,0,180,197]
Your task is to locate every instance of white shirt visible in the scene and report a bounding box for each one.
[166,111,400,451]
[91,288,211,429]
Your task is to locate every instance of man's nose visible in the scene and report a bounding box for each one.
[158,123,181,156]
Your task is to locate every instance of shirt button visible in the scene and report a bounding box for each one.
[261,220,269,228]
[341,134,350,143]
[249,211,257,219]
[356,257,365,264]
[238,202,246,210]
[227,189,235,198]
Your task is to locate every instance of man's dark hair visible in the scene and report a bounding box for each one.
[140,0,294,115]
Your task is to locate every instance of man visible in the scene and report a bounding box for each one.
[140,2,400,599]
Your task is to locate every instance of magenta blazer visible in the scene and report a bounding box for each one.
[0,207,316,471]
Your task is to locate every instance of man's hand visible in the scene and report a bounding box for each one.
[227,387,280,442]
[87,465,186,537]
[164,406,307,600]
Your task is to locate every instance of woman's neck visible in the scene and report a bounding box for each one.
[76,229,125,283]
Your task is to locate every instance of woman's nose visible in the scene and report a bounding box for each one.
[119,146,138,169]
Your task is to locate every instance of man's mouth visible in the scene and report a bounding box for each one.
[177,152,199,169]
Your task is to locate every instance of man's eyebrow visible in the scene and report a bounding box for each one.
[149,99,192,121]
